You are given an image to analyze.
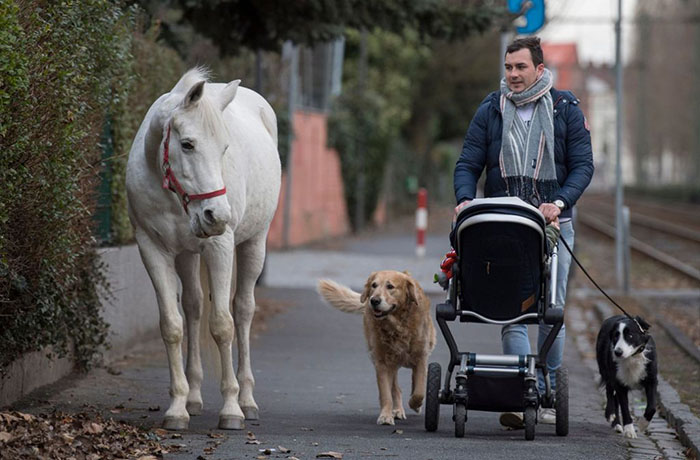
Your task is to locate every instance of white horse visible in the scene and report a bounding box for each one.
[126,68,281,430]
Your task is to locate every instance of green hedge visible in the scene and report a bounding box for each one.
[108,21,186,244]
[0,0,136,372]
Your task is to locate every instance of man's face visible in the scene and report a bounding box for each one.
[504,48,544,93]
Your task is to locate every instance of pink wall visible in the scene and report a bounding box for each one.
[267,110,349,248]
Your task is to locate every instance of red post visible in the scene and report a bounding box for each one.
[416,188,428,257]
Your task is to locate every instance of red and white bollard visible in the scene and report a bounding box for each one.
[416,188,428,258]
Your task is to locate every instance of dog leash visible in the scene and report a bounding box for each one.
[558,236,649,338]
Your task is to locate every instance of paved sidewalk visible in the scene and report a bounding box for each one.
[12,227,640,459]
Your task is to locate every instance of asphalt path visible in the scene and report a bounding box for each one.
[14,228,629,459]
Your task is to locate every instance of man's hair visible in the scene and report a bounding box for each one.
[506,36,543,67]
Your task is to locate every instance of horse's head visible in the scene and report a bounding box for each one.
[162,78,240,238]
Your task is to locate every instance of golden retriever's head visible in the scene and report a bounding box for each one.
[360,270,419,319]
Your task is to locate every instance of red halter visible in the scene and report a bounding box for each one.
[161,125,227,213]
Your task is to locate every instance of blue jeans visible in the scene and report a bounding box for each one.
[501,220,574,393]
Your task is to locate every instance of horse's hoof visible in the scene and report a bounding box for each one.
[186,401,203,415]
[242,407,259,420]
[163,416,189,431]
[218,415,245,430]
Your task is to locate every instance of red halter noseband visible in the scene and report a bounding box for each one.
[161,125,227,213]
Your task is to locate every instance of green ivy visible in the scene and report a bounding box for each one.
[0,0,137,373]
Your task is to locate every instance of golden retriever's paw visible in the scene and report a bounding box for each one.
[408,395,424,413]
[377,413,395,425]
[392,408,407,420]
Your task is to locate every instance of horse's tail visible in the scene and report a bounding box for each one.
[259,105,278,147]
[317,279,365,314]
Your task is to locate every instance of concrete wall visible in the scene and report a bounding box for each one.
[267,110,349,248]
[97,245,160,362]
[0,245,159,407]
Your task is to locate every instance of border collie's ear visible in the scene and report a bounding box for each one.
[635,315,651,333]
[361,272,377,303]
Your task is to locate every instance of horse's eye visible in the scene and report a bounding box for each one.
[386,284,394,290]
[371,282,378,288]
[181,141,194,151]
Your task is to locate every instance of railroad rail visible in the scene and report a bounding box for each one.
[576,195,700,284]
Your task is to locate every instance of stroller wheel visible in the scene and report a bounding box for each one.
[524,406,536,441]
[555,367,569,436]
[454,403,466,438]
[425,362,441,432]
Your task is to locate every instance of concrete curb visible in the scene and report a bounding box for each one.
[594,301,700,458]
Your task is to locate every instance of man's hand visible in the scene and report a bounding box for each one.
[539,203,561,224]
[453,200,471,224]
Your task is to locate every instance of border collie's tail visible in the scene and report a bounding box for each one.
[317,279,364,314]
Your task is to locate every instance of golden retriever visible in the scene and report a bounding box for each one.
[317,271,436,425]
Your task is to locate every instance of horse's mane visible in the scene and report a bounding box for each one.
[172,67,211,95]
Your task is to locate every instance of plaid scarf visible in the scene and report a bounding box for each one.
[499,68,558,206]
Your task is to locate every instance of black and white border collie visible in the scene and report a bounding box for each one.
[596,315,657,439]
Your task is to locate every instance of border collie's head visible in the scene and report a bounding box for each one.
[611,316,651,360]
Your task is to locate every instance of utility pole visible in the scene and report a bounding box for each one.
[282,42,298,248]
[354,30,368,232]
[634,13,649,185]
[615,0,629,292]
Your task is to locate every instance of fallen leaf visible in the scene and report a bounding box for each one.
[380,447,387,450]
[208,432,224,439]
[392,429,403,435]
[0,432,12,443]
[300,427,313,431]
[17,412,34,422]
[288,457,300,460]
[85,422,104,434]
[278,446,291,453]
[148,406,160,412]
[154,428,169,437]
[246,431,257,440]
[171,433,182,439]
[312,442,319,446]
[317,452,343,459]
[259,448,276,454]
[136,456,158,460]
[246,440,261,445]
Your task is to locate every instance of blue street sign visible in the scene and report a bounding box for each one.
[507,0,545,34]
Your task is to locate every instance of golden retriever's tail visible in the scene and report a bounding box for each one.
[317,279,364,314]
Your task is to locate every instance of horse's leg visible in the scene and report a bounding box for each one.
[175,252,204,416]
[202,234,244,429]
[232,234,266,420]
[135,233,189,430]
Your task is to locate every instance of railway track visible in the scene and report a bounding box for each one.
[576,195,700,284]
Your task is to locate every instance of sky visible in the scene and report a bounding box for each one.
[537,0,638,65]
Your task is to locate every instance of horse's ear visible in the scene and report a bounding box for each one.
[183,80,206,108]
[220,79,240,112]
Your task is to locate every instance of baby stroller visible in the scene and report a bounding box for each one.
[425,197,568,440]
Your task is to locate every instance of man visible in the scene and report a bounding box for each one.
[453,36,593,427]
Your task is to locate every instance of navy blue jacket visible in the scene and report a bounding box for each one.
[454,88,594,219]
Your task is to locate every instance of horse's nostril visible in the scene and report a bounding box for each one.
[203,209,215,224]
